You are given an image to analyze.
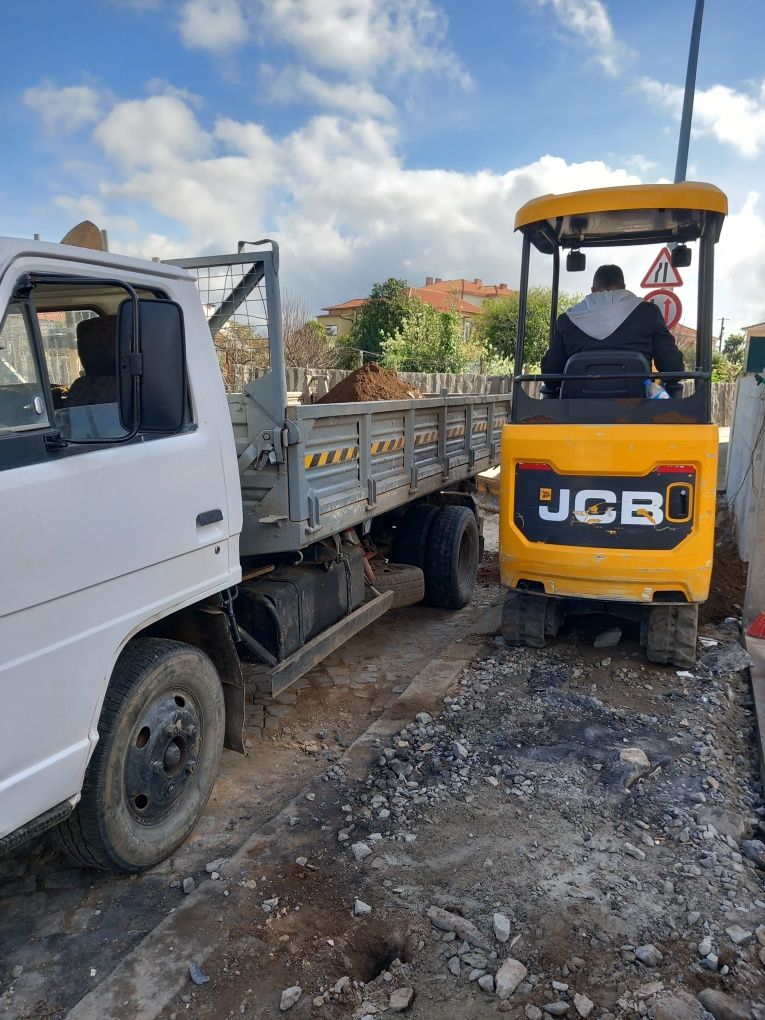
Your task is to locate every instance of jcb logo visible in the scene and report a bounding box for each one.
[539,488,664,526]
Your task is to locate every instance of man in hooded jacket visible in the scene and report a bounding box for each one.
[540,264,684,395]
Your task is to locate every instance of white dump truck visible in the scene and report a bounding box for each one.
[0,238,509,870]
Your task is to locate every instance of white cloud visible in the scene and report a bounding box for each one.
[532,0,625,77]
[64,89,644,312]
[715,191,765,331]
[271,0,468,84]
[179,0,248,51]
[262,65,396,119]
[23,81,104,133]
[94,94,211,170]
[639,77,765,159]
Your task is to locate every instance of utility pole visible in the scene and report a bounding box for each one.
[718,316,725,353]
[674,0,705,183]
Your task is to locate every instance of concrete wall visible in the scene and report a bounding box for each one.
[726,376,765,625]
[285,367,512,397]
[285,368,737,424]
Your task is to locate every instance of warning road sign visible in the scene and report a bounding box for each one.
[640,247,683,289]
[644,288,682,330]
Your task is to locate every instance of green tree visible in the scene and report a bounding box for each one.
[380,298,470,373]
[711,350,740,382]
[474,287,582,370]
[722,332,745,371]
[349,278,410,356]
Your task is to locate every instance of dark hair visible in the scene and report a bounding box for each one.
[593,264,625,289]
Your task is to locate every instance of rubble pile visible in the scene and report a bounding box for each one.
[332,635,765,1018]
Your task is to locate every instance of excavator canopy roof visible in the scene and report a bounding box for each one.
[514,181,727,253]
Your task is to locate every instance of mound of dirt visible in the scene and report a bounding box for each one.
[318,363,422,403]
[700,498,748,625]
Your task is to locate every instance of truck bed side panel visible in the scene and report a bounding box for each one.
[235,394,509,556]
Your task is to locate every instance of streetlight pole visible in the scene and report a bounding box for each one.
[674,0,705,183]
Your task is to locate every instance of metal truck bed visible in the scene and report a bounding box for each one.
[230,390,510,556]
[166,245,509,557]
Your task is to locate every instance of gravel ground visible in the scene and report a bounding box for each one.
[4,510,764,1020]
[155,602,765,1020]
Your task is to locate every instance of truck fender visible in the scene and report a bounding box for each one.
[146,597,245,753]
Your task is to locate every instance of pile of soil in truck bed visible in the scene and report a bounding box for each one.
[318,362,422,403]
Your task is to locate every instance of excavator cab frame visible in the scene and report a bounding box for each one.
[511,181,727,425]
[499,182,728,667]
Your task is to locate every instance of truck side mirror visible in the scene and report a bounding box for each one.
[566,250,586,272]
[117,298,187,433]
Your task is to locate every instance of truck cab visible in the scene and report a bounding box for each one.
[0,242,243,866]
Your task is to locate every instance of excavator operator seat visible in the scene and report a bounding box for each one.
[559,350,650,400]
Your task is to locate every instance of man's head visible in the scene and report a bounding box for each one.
[592,264,625,292]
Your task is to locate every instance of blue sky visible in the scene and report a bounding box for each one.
[2,0,764,330]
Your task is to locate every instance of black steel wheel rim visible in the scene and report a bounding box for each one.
[124,689,202,825]
[458,524,477,579]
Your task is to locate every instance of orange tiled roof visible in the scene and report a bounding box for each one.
[422,278,516,299]
[322,290,479,317]
[409,288,479,315]
[321,298,367,313]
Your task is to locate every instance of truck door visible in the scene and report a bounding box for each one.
[0,268,235,843]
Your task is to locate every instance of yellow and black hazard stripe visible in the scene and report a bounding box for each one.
[370,437,406,456]
[304,421,491,470]
[304,446,358,470]
[414,429,438,446]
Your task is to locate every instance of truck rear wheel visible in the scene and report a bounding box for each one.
[372,562,426,608]
[56,638,225,872]
[501,591,548,648]
[423,506,480,610]
[645,604,698,668]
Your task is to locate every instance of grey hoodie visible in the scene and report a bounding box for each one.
[565,289,643,341]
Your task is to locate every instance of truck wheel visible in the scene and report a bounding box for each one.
[423,506,480,610]
[56,638,225,872]
[372,562,426,608]
[645,604,698,668]
[392,504,440,570]
[501,592,548,648]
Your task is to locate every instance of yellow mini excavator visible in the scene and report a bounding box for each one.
[499,182,727,667]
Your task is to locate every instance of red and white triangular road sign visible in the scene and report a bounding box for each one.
[640,247,683,288]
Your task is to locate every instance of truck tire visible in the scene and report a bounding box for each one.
[392,504,440,570]
[645,604,698,668]
[56,638,225,872]
[423,506,480,610]
[372,562,426,608]
[501,591,548,648]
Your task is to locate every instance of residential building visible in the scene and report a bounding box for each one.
[743,320,765,342]
[317,288,481,342]
[672,323,696,352]
[421,277,515,308]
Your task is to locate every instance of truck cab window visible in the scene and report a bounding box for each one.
[36,307,129,443]
[0,304,49,432]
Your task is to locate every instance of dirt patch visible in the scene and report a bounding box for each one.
[701,498,748,625]
[318,363,422,403]
[152,623,764,1020]
[477,548,499,585]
